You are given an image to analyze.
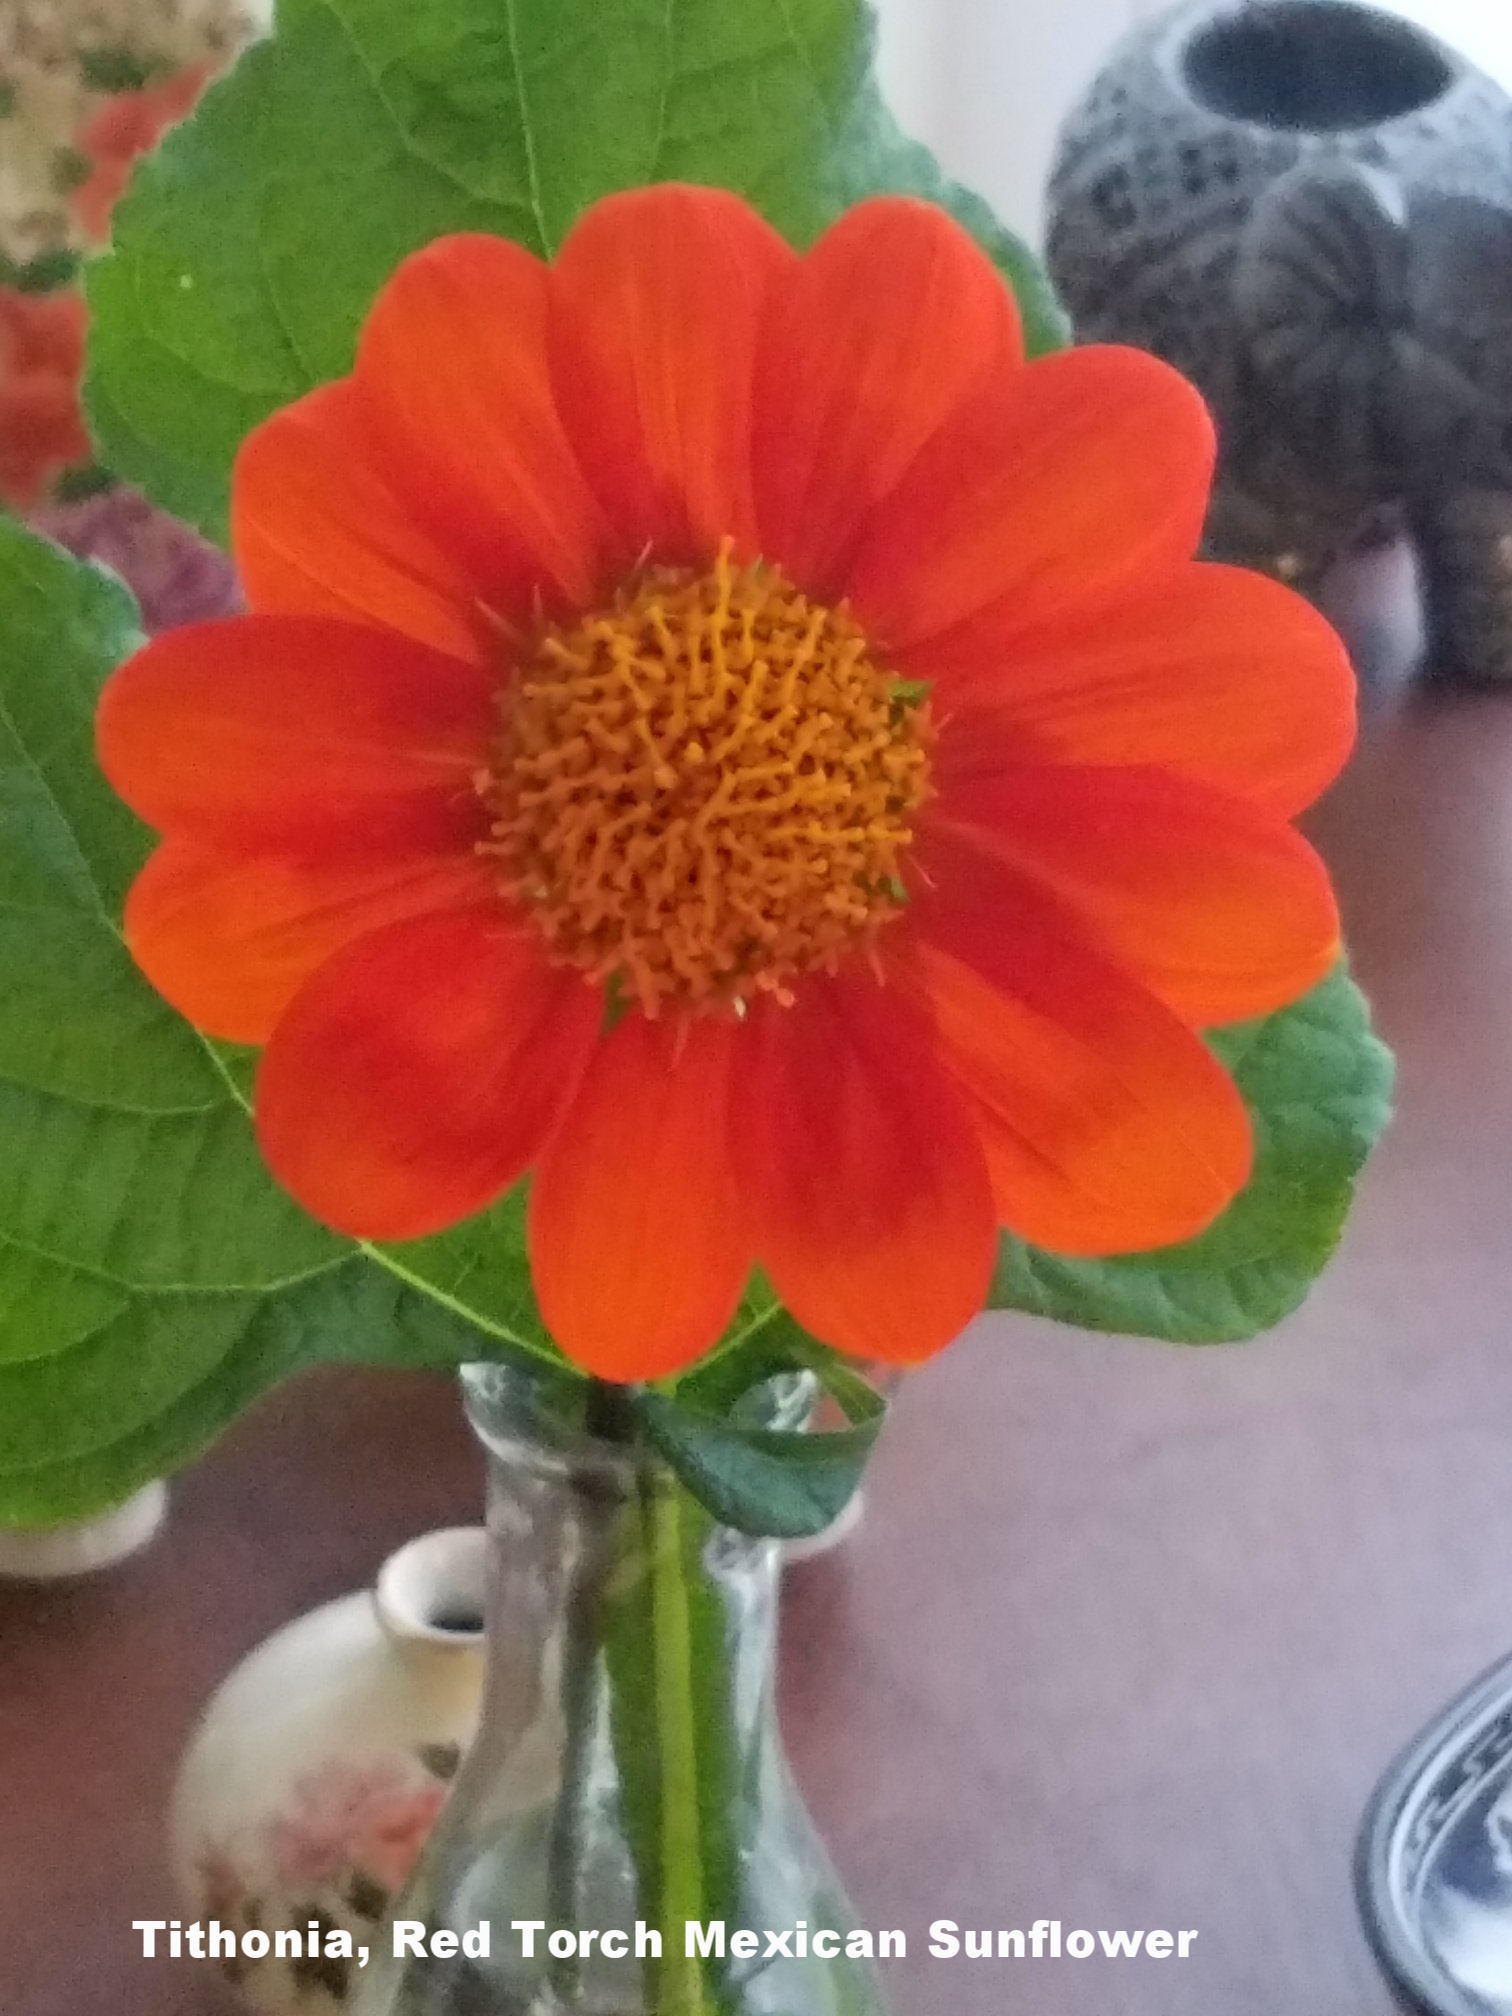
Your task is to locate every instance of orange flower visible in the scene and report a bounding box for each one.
[96,187,1355,1381]
[0,286,90,510]
[72,64,214,243]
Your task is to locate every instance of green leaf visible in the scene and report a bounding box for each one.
[52,148,95,199]
[0,249,81,294]
[78,47,167,93]
[0,522,560,1526]
[990,966,1395,1343]
[673,1272,811,1411]
[86,0,1063,539]
[828,78,1070,357]
[635,1360,887,1540]
[52,463,118,504]
[0,1264,482,1524]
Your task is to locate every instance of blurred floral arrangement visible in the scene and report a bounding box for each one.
[0,284,88,507]
[0,0,256,613]
[0,0,252,268]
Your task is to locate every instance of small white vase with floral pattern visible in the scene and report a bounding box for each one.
[169,1528,488,2013]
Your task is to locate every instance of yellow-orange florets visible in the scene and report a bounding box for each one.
[479,542,933,1015]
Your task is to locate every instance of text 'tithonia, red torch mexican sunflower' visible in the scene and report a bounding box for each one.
[96,186,1356,1383]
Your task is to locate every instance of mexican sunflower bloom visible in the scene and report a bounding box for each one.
[96,186,1356,1382]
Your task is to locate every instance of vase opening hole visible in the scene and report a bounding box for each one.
[426,1605,485,1636]
[375,1527,489,1647]
[1183,4,1454,132]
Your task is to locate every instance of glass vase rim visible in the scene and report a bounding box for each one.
[459,1358,816,1492]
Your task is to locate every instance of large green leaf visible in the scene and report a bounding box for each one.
[0,1264,487,1524]
[85,0,1064,539]
[990,966,1395,1342]
[0,522,567,1526]
[0,526,839,1527]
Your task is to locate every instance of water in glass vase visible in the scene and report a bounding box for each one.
[354,1363,888,2016]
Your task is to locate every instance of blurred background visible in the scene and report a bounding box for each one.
[8,9,1512,2016]
[873,0,1512,238]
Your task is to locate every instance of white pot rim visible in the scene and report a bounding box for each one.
[373,1526,489,1648]
[0,1481,168,1582]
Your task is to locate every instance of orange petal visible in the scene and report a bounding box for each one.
[845,345,1215,650]
[931,757,1340,1024]
[125,838,497,1045]
[913,562,1357,816]
[752,197,1021,591]
[97,616,494,851]
[256,911,600,1240]
[233,382,491,663]
[529,1014,752,1382]
[549,185,797,565]
[912,834,1253,1255]
[355,233,608,619]
[733,975,996,1366]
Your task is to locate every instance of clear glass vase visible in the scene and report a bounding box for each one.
[355,1362,889,2016]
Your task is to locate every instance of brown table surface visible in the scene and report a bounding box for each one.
[6,569,1512,2016]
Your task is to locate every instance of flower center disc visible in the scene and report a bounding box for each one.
[481,544,933,1016]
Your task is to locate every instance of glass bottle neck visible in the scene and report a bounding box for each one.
[462,1363,784,1768]
[355,1366,885,2015]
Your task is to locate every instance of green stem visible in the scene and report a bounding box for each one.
[546,1380,636,2007]
[546,1556,601,2008]
[643,1475,709,2016]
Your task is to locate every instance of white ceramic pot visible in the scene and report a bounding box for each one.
[0,1481,168,1580]
[169,1527,489,2014]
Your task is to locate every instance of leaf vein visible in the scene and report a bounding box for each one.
[501,0,552,251]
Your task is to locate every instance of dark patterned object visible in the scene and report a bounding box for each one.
[29,480,239,631]
[1359,1646,1512,2014]
[1047,0,1512,683]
